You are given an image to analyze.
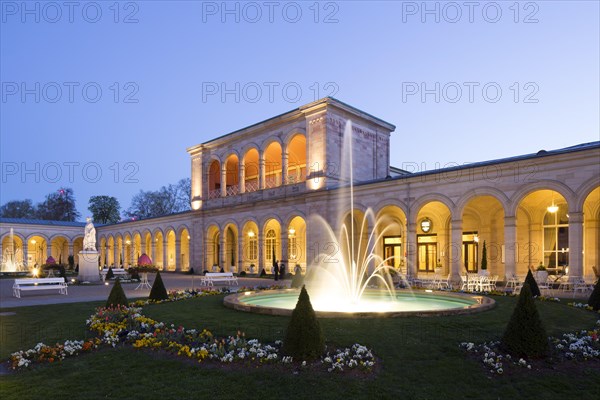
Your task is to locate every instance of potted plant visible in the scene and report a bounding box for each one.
[249,263,256,274]
[535,262,548,282]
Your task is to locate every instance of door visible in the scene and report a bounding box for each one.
[417,235,437,272]
[383,236,402,269]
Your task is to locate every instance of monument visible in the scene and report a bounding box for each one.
[78,217,100,282]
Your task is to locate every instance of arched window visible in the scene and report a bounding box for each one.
[248,232,257,260]
[543,204,569,270]
[288,229,297,260]
[265,229,277,261]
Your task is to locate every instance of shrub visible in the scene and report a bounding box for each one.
[185,268,195,275]
[106,279,128,308]
[68,255,74,269]
[260,268,266,277]
[481,241,487,270]
[203,270,209,275]
[106,267,114,280]
[58,265,66,280]
[588,279,600,311]
[239,271,247,277]
[149,271,169,301]
[291,271,304,288]
[501,282,548,358]
[524,269,541,297]
[129,269,140,281]
[282,285,325,361]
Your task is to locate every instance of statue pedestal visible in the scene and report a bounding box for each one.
[78,251,100,282]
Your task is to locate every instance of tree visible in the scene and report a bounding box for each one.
[35,188,80,221]
[480,241,487,271]
[125,178,191,219]
[0,199,36,218]
[282,285,325,361]
[106,279,128,308]
[88,196,121,224]
[501,282,549,358]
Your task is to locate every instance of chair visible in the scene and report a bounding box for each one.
[460,275,468,291]
[438,274,452,290]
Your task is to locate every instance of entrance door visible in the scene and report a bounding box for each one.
[417,235,437,272]
[383,236,402,270]
[462,232,479,273]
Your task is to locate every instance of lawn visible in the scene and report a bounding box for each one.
[1,294,599,400]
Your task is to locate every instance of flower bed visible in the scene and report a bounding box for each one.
[9,287,376,374]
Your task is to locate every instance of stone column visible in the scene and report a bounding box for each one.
[175,239,182,272]
[221,165,227,197]
[406,221,417,278]
[281,230,289,269]
[160,240,166,271]
[282,151,289,185]
[259,155,266,190]
[503,216,517,281]
[258,230,264,272]
[130,245,135,267]
[450,219,463,282]
[568,211,584,278]
[23,246,28,269]
[46,242,52,260]
[220,231,226,271]
[237,232,244,272]
[239,161,245,194]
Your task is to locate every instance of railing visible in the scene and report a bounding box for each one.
[265,175,280,189]
[245,180,259,192]
[287,171,306,184]
[208,189,221,199]
[226,185,239,196]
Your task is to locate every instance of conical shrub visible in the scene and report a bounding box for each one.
[106,279,128,308]
[588,279,600,311]
[149,271,168,301]
[282,285,324,361]
[501,282,548,358]
[524,269,541,297]
[106,267,114,280]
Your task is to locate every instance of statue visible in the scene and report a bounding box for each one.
[83,217,97,251]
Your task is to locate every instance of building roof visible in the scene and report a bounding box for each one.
[187,97,396,152]
[0,218,86,227]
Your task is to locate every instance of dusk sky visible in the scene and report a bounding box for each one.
[1,1,598,218]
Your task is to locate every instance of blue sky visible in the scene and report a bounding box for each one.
[1,0,598,218]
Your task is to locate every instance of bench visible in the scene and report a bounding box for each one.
[201,272,238,287]
[13,278,68,298]
[100,268,128,281]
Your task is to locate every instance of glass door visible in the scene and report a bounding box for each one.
[383,236,402,269]
[462,232,479,273]
[417,235,437,272]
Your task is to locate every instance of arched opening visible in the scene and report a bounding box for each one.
[287,216,306,272]
[582,186,600,278]
[99,237,107,267]
[415,201,451,275]
[263,218,281,272]
[107,236,115,266]
[516,189,568,275]
[166,230,176,271]
[244,148,260,192]
[143,232,152,259]
[224,224,238,272]
[73,237,83,266]
[242,221,259,272]
[461,196,505,276]
[27,235,47,267]
[208,160,221,199]
[225,154,239,196]
[1,233,25,271]
[124,234,133,267]
[154,231,164,270]
[116,235,123,266]
[206,225,220,270]
[133,232,142,262]
[287,134,307,184]
[180,228,190,271]
[376,205,407,272]
[264,142,282,188]
[50,236,69,265]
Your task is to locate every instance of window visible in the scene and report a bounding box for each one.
[288,233,297,260]
[543,204,569,269]
[249,234,257,260]
[265,229,277,261]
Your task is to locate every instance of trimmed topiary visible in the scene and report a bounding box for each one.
[259,268,266,277]
[282,285,325,361]
[106,267,114,280]
[501,282,548,358]
[524,269,541,297]
[106,279,128,308]
[239,271,247,277]
[149,271,168,301]
[588,279,600,311]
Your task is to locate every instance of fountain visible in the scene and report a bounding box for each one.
[1,228,26,273]
[224,121,494,317]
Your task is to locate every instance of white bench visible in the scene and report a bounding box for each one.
[100,268,128,281]
[13,278,68,298]
[201,272,238,287]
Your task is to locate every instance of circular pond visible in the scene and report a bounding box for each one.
[224,289,495,318]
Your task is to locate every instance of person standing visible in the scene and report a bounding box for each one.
[273,260,279,281]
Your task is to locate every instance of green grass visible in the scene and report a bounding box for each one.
[1,296,599,399]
